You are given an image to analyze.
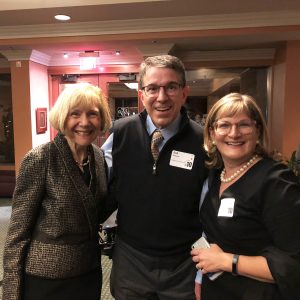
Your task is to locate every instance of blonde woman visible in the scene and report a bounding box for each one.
[3,84,112,300]
[191,93,300,299]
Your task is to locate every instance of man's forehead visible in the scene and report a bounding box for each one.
[143,67,181,83]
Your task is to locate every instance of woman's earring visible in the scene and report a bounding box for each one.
[212,140,216,145]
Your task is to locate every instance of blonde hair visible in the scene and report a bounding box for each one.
[49,84,112,134]
[204,93,269,169]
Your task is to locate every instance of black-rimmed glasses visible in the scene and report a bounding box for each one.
[141,82,183,97]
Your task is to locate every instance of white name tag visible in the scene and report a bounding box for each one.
[169,150,195,170]
[218,198,235,217]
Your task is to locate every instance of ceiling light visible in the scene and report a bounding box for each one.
[54,15,71,21]
[79,51,99,70]
[116,50,120,55]
[80,57,97,70]
[125,83,138,90]
[63,53,68,58]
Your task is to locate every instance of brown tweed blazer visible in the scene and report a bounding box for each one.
[2,133,108,300]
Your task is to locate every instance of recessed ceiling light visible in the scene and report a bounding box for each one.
[116,50,120,55]
[54,15,71,21]
[63,53,69,58]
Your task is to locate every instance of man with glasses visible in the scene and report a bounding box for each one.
[102,55,207,299]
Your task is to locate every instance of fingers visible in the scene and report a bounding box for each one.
[196,263,207,274]
[192,255,199,263]
[191,248,201,256]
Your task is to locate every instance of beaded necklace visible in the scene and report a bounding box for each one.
[220,154,258,183]
[75,158,90,167]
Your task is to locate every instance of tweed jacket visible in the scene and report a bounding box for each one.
[2,133,108,300]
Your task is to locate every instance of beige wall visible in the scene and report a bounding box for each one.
[9,60,49,174]
[271,41,300,158]
[29,61,50,148]
[270,46,286,154]
[283,41,300,156]
[10,60,32,174]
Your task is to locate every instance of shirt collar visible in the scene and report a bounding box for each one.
[146,113,181,140]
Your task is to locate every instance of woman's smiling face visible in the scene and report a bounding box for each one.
[210,112,259,166]
[64,105,101,147]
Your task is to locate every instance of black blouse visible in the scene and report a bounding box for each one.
[200,158,300,300]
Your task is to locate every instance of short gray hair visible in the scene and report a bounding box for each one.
[139,55,186,87]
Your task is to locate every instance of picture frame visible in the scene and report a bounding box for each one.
[36,107,47,134]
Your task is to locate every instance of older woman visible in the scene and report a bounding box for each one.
[3,84,112,300]
[191,93,300,299]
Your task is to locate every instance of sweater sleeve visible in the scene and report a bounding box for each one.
[2,146,48,300]
[261,162,300,299]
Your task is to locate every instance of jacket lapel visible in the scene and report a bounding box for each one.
[53,133,99,237]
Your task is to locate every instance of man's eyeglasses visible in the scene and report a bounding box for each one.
[214,120,256,135]
[141,82,183,97]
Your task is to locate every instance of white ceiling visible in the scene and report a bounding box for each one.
[0,0,300,67]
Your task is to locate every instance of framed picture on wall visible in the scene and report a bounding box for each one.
[36,107,47,134]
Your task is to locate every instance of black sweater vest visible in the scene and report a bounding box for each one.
[112,110,207,256]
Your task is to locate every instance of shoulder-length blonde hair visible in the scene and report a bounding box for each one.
[204,93,269,169]
[49,84,112,134]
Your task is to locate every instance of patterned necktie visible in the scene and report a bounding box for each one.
[151,130,164,161]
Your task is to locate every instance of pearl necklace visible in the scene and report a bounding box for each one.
[220,154,258,183]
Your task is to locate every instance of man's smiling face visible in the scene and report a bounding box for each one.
[139,67,188,129]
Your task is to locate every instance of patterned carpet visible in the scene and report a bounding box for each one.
[101,256,114,300]
[0,198,114,300]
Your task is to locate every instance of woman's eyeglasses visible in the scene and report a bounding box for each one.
[214,120,256,135]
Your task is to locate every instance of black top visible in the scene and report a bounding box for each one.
[200,158,300,300]
[79,158,91,186]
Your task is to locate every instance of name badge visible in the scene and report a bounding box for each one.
[169,150,195,170]
[218,198,235,217]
